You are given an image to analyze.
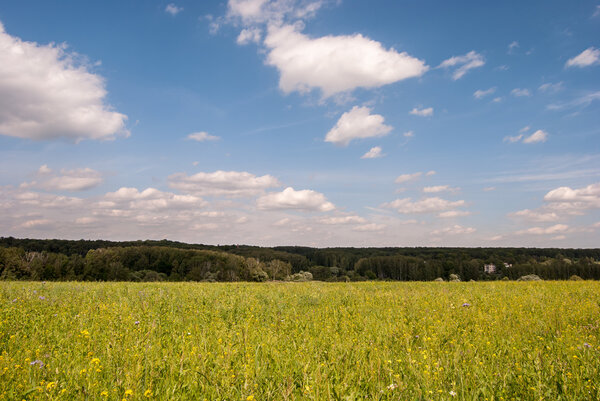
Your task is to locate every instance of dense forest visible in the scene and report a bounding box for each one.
[1,237,599,282]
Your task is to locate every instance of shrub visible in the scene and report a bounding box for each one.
[569,275,583,281]
[449,274,461,282]
[517,274,542,281]
[434,277,444,282]
[286,271,313,282]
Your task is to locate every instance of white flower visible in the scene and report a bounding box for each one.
[387,383,398,390]
[449,390,457,396]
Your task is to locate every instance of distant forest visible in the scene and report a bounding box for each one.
[1,237,600,282]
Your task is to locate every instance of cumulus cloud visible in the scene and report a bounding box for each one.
[423,185,459,193]
[431,225,476,235]
[522,130,547,144]
[264,24,428,98]
[565,47,600,68]
[21,165,103,192]
[237,28,262,45]
[257,187,335,211]
[508,41,519,54]
[504,129,547,144]
[318,215,366,225]
[187,132,220,142]
[165,4,183,15]
[544,183,600,210]
[352,223,386,232]
[395,172,422,184]
[361,146,384,159]
[438,210,471,218]
[511,88,531,97]
[168,170,280,197]
[325,106,392,146]
[473,87,496,99]
[0,22,128,141]
[438,51,485,80]
[409,107,433,117]
[403,131,414,138]
[509,209,560,222]
[382,197,466,214]
[227,0,323,24]
[516,224,569,235]
[102,187,207,211]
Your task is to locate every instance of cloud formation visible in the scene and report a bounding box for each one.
[257,187,335,211]
[187,132,220,142]
[504,129,547,144]
[409,107,433,117]
[361,146,384,159]
[21,165,103,192]
[168,170,280,197]
[0,22,128,141]
[325,106,392,146]
[473,87,496,99]
[165,4,183,16]
[264,24,428,98]
[565,47,600,68]
[438,51,485,80]
[383,197,466,214]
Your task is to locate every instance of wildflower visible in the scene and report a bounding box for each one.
[46,382,56,390]
[583,343,591,348]
[38,296,46,300]
[101,391,109,397]
[91,358,100,365]
[246,396,254,401]
[30,360,44,368]
[135,321,140,325]
[125,389,133,397]
[144,389,153,397]
[450,390,457,396]
[387,383,398,390]
[462,303,471,307]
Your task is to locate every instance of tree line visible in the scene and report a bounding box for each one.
[1,237,599,281]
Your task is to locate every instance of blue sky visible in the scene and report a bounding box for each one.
[0,0,599,247]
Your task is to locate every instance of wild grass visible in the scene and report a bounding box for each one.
[0,281,599,400]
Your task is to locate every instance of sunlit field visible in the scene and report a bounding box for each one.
[1,282,599,400]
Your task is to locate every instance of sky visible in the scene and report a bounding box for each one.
[0,0,599,247]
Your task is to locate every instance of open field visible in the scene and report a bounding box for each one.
[1,282,599,400]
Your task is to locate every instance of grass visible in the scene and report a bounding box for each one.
[0,281,599,400]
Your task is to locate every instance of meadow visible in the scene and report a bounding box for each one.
[0,281,598,400]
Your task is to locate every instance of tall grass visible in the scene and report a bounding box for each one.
[1,281,598,400]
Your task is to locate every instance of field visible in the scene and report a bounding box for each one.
[1,282,599,400]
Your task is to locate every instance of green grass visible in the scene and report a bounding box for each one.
[1,281,599,400]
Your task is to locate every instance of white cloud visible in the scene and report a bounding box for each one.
[383,197,466,214]
[538,82,563,93]
[21,166,103,192]
[519,126,530,133]
[504,129,547,144]
[511,88,531,97]
[319,215,366,225]
[594,5,600,18]
[423,185,459,193]
[503,134,523,143]
[509,209,560,222]
[508,41,519,53]
[165,4,183,15]
[0,23,128,141]
[522,130,547,144]
[325,106,392,146]
[426,170,436,176]
[409,107,433,117]
[566,47,600,68]
[103,187,207,211]
[395,172,422,184]
[19,219,53,229]
[544,183,600,210]
[228,0,269,21]
[353,223,386,232]
[438,210,471,218]
[483,187,496,192]
[516,224,569,235]
[237,28,262,45]
[168,170,280,197]
[431,225,476,235]
[473,87,496,99]
[264,24,428,98]
[187,132,220,142]
[361,146,384,159]
[257,187,335,211]
[547,91,600,111]
[403,131,414,138]
[438,50,485,80]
